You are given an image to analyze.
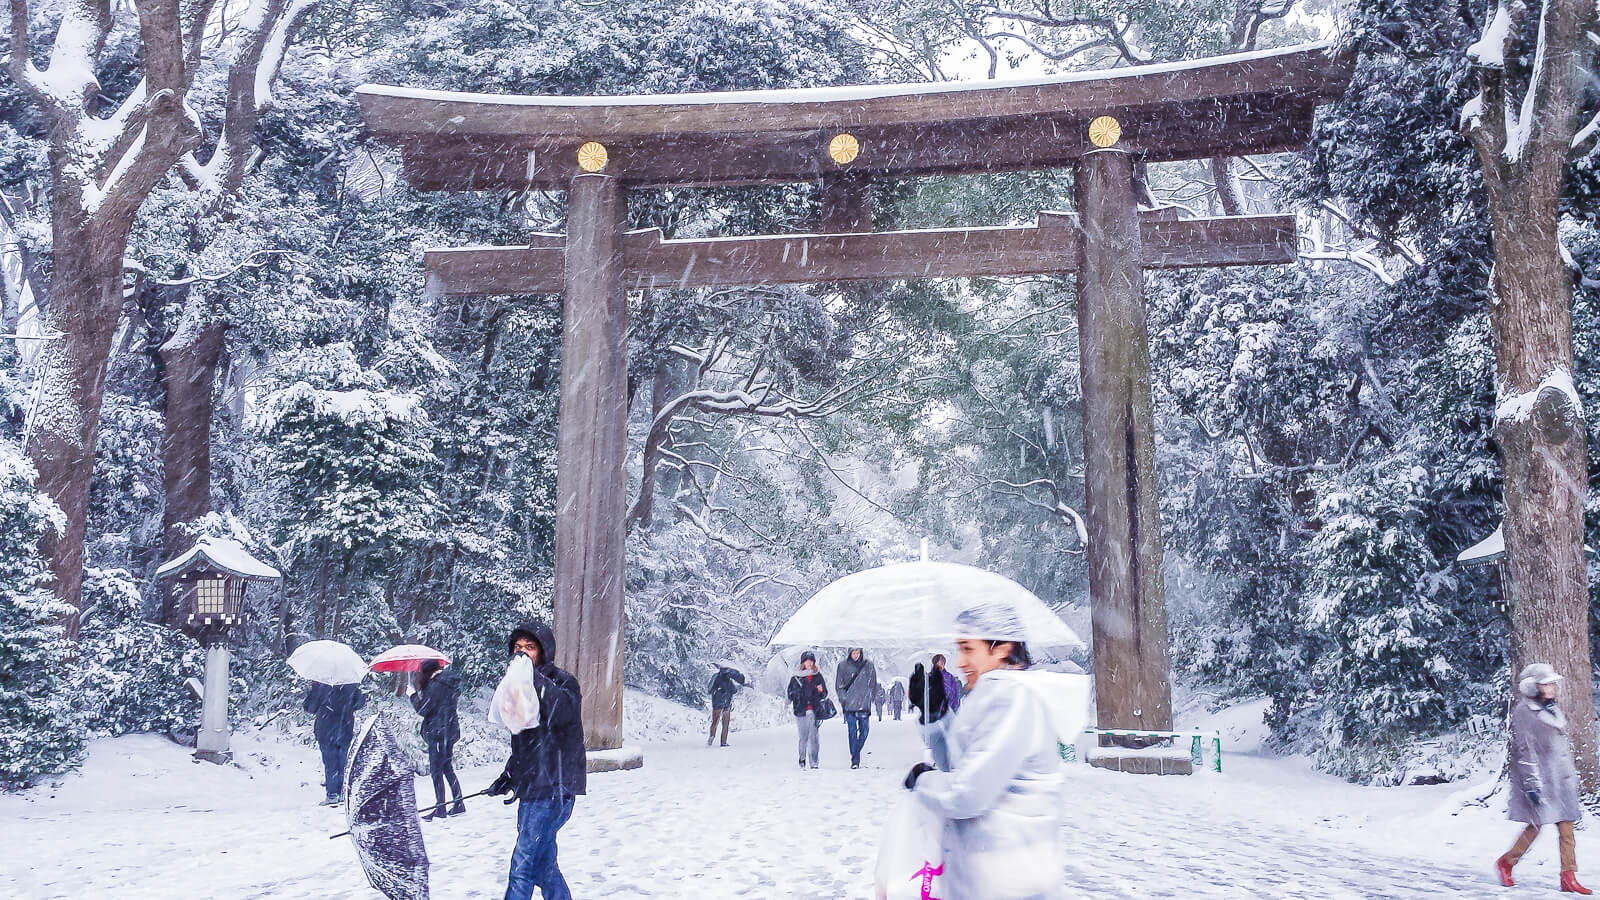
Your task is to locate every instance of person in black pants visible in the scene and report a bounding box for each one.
[411,658,464,819]
[304,680,365,806]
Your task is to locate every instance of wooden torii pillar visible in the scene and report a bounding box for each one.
[357,43,1353,758]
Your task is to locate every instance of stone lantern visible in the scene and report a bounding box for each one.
[156,536,281,763]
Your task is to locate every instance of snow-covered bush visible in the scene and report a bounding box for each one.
[74,567,204,739]
[0,445,82,786]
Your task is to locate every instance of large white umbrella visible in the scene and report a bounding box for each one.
[768,561,1082,653]
[287,640,369,685]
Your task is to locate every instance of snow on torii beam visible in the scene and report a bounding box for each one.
[355,42,1352,191]
[422,212,1297,296]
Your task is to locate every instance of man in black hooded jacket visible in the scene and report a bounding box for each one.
[488,623,585,900]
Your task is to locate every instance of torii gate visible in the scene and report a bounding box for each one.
[357,42,1352,765]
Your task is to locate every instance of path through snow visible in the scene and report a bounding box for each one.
[0,711,1579,898]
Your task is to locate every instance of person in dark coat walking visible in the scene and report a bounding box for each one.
[411,658,464,819]
[787,650,828,769]
[305,680,365,806]
[837,648,879,769]
[888,680,906,720]
[934,653,962,713]
[488,623,585,900]
[908,663,927,723]
[874,683,888,721]
[707,666,746,747]
[1497,663,1590,894]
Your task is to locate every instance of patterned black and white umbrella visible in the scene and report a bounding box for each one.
[342,715,430,900]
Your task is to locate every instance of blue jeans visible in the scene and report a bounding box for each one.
[504,795,575,900]
[319,737,350,798]
[845,711,871,764]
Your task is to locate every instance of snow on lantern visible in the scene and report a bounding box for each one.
[156,537,281,763]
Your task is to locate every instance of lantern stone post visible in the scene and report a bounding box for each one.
[156,536,282,764]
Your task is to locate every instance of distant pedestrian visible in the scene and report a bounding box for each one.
[488,623,585,900]
[410,658,464,819]
[305,680,365,806]
[908,663,928,723]
[1497,663,1590,894]
[836,648,879,769]
[934,653,962,713]
[787,650,828,769]
[707,665,746,747]
[904,601,1062,900]
[874,683,888,721]
[889,680,906,720]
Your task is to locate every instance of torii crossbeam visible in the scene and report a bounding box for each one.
[358,42,1353,767]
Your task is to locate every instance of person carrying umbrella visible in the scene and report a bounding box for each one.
[836,648,878,769]
[889,680,906,720]
[1496,663,1590,894]
[410,658,464,820]
[707,665,746,747]
[787,650,828,769]
[903,600,1064,900]
[488,623,585,900]
[305,679,366,806]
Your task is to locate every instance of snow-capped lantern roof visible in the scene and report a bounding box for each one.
[1456,524,1593,567]
[156,536,282,581]
[1456,526,1505,566]
[157,537,281,634]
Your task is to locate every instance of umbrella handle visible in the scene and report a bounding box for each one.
[328,788,495,839]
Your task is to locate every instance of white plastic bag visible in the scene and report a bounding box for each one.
[874,794,946,900]
[488,654,542,733]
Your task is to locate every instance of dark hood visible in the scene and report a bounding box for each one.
[430,666,461,690]
[507,622,556,665]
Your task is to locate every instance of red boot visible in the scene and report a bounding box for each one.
[1496,855,1515,887]
[1563,871,1593,894]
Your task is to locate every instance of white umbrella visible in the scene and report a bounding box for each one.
[768,561,1082,652]
[287,640,369,685]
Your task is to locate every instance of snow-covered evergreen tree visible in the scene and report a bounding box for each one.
[0,443,80,784]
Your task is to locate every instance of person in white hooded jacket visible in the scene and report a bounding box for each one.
[905,601,1064,900]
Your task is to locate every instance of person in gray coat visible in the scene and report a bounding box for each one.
[1497,663,1590,894]
[836,648,878,769]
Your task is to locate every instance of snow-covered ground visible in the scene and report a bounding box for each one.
[0,695,1581,899]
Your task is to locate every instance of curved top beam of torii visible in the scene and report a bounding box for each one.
[356,41,1353,192]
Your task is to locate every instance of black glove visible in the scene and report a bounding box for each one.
[488,772,513,797]
[1528,790,1542,808]
[904,762,934,791]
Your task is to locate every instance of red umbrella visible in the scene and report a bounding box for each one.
[369,644,450,673]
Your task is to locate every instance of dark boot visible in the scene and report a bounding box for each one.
[422,781,447,821]
[447,798,466,816]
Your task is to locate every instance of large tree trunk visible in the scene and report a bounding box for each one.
[1464,0,1598,793]
[28,216,129,637]
[157,314,226,625]
[1485,187,1596,790]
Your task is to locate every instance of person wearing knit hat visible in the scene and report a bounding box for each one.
[786,650,829,769]
[904,599,1061,899]
[1497,663,1589,894]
